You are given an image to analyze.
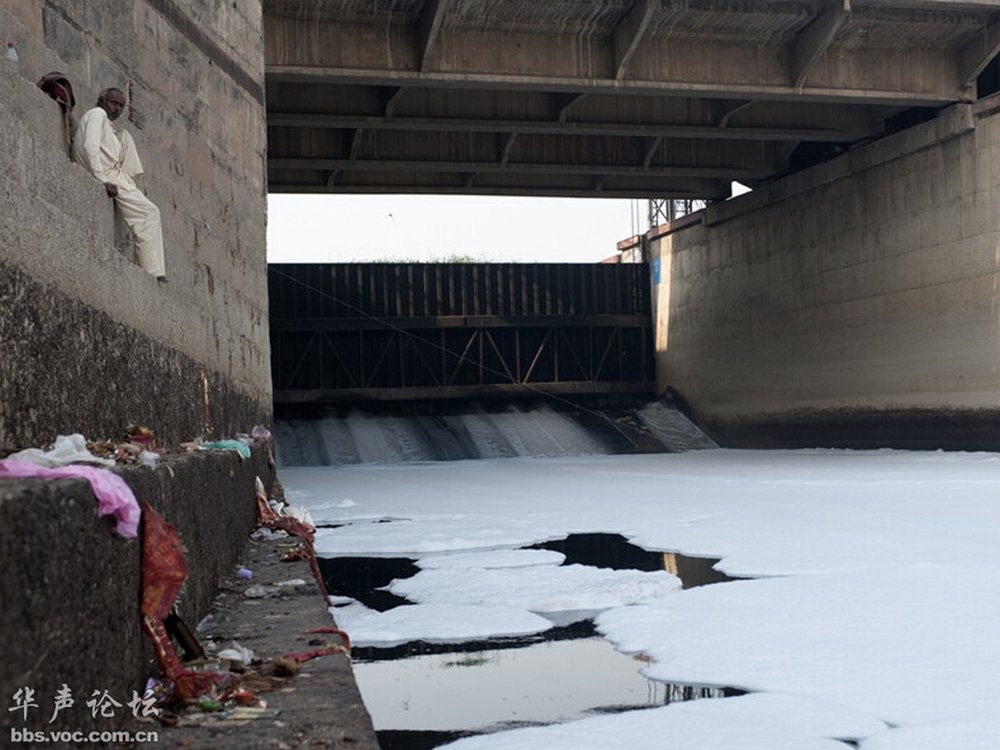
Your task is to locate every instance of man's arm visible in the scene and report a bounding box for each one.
[77,110,118,196]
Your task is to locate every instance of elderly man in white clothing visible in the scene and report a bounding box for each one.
[73,87,166,281]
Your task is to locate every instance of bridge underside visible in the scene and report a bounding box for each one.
[264,0,1000,198]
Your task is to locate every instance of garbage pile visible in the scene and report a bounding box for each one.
[0,422,350,725]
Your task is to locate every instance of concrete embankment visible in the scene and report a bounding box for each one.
[1,443,381,747]
[0,447,273,735]
[162,534,379,749]
[647,102,1000,451]
[0,0,271,450]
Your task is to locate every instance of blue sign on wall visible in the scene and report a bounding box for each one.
[651,257,661,284]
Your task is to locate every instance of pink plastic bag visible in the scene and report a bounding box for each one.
[0,459,141,538]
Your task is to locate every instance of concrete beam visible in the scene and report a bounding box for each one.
[349,128,365,160]
[269,157,764,180]
[266,64,959,108]
[265,5,971,106]
[791,0,852,89]
[614,0,659,81]
[557,93,589,123]
[499,132,518,164]
[717,100,757,128]
[383,86,407,118]
[268,112,869,142]
[959,15,1000,85]
[418,0,452,72]
[643,136,662,168]
[269,182,730,199]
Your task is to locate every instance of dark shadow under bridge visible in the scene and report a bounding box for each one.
[268,263,653,404]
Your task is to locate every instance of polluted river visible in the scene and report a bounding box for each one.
[275,400,1000,750]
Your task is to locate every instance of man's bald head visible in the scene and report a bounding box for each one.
[97,88,125,121]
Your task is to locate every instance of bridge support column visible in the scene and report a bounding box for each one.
[649,101,1000,450]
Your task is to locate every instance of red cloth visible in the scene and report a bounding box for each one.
[141,503,188,619]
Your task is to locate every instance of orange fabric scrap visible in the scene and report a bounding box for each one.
[255,481,352,653]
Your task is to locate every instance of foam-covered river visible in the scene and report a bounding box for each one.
[277,405,1000,749]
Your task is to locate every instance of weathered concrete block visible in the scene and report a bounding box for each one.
[0,447,274,732]
[1,0,271,449]
[650,106,1000,449]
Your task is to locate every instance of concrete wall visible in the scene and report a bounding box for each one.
[0,448,274,733]
[0,0,270,450]
[649,101,1000,449]
[0,0,277,733]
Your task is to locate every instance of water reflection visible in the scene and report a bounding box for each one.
[661,551,741,589]
[355,636,669,733]
[531,533,741,588]
[324,533,746,749]
[318,555,418,611]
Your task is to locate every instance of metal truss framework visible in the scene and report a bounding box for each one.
[269,263,654,403]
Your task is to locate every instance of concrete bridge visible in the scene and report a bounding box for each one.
[264,0,1000,450]
[5,0,1000,731]
[265,0,1000,198]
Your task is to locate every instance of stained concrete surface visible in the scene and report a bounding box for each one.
[0,2,271,452]
[163,536,379,750]
[0,446,274,735]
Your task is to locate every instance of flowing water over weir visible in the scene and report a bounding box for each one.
[277,400,729,749]
[275,399,716,465]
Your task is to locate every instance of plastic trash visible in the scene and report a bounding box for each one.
[200,440,251,459]
[7,434,115,467]
[217,641,254,666]
[243,584,269,599]
[0,459,140,537]
[198,699,221,713]
[195,614,216,633]
[283,505,315,527]
[237,566,253,580]
[138,450,159,469]
[6,42,17,63]
[250,527,287,541]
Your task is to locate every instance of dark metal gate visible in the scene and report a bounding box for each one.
[269,263,653,404]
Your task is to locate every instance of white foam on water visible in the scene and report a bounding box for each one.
[329,601,553,648]
[283,449,1000,749]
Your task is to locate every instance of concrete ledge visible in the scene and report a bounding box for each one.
[164,537,379,749]
[0,446,274,733]
[700,406,1000,451]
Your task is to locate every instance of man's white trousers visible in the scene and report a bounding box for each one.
[116,187,165,278]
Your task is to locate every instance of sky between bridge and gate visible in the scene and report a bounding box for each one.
[267,186,753,265]
[266,194,641,264]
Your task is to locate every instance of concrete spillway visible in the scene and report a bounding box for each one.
[274,401,716,467]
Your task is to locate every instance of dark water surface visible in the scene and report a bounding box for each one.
[319,534,744,749]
